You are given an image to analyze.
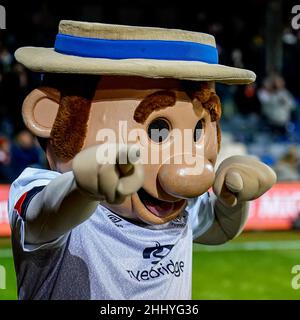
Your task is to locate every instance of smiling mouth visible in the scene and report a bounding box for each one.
[137,188,186,218]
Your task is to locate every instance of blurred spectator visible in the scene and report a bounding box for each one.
[273,145,300,181]
[0,135,13,183]
[0,41,13,73]
[9,130,44,181]
[258,74,296,135]
[231,49,244,69]
[0,63,29,133]
[234,83,262,115]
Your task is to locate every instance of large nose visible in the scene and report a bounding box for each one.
[158,155,215,199]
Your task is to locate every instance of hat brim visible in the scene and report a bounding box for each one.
[15,47,255,84]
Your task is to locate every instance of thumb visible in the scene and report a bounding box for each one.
[218,170,244,207]
[225,170,243,193]
[117,163,144,196]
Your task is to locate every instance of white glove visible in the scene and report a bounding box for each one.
[213,155,277,207]
[72,144,144,204]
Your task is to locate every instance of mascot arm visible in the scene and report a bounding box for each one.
[24,171,98,244]
[24,144,144,244]
[194,156,276,245]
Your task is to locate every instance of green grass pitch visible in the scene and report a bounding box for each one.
[1,232,300,300]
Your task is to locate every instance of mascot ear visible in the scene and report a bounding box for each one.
[22,88,60,138]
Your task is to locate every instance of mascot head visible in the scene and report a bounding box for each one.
[15,21,255,224]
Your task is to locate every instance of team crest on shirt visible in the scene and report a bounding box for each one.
[127,242,184,282]
[142,242,174,265]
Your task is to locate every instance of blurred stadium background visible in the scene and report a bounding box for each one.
[1,0,300,299]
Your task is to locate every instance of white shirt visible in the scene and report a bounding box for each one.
[8,168,214,300]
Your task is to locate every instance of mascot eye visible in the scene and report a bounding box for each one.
[194,120,204,142]
[148,118,170,143]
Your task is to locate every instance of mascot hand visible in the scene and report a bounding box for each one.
[72,144,144,204]
[213,155,276,207]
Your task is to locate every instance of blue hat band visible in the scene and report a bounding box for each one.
[54,33,218,64]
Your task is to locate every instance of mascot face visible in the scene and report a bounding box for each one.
[23,75,221,224]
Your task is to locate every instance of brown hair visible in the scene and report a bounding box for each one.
[134,90,176,124]
[194,85,222,150]
[41,74,99,161]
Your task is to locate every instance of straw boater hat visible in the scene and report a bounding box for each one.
[15,20,255,84]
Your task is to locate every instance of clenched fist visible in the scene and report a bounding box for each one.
[72,144,144,204]
[213,155,277,207]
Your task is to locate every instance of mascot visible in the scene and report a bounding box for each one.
[8,20,276,299]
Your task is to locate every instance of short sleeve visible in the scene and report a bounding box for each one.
[8,167,65,252]
[186,192,215,240]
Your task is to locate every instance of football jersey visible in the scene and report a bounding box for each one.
[8,167,215,300]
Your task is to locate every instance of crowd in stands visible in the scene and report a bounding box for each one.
[0,1,300,183]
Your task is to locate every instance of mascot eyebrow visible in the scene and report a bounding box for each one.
[133,90,176,124]
[133,83,221,124]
